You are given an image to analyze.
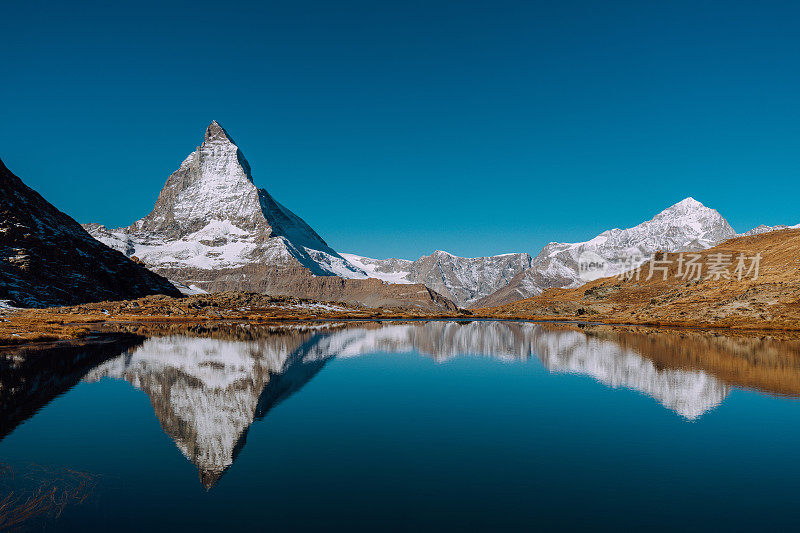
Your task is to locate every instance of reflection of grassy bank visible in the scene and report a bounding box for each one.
[548,323,800,398]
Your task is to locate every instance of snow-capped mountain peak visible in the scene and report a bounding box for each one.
[85,121,366,283]
[204,120,238,144]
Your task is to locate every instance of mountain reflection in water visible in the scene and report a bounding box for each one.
[3,321,800,489]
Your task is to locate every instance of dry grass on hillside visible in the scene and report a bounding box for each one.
[0,292,467,345]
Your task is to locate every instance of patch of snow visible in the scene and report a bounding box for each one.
[0,300,20,310]
[340,253,413,284]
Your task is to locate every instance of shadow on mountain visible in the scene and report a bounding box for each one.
[0,335,144,441]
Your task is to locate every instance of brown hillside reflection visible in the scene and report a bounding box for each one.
[579,324,800,398]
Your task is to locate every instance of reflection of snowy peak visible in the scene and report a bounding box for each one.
[530,329,729,420]
[321,322,729,419]
[85,334,332,488]
[82,321,731,488]
[475,198,736,307]
[340,251,532,307]
[85,121,365,286]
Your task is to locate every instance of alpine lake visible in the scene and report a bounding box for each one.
[1,320,799,531]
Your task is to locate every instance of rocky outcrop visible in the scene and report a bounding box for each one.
[341,251,532,307]
[0,158,181,307]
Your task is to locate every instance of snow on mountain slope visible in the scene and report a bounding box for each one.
[84,121,366,286]
[339,253,413,284]
[340,251,532,307]
[474,198,736,308]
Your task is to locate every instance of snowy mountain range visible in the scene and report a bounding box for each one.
[72,120,792,310]
[473,197,737,308]
[340,251,532,307]
[738,223,800,237]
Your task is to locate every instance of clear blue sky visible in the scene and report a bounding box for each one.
[2,0,799,259]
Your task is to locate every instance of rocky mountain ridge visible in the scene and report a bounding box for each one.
[340,250,532,307]
[0,158,180,307]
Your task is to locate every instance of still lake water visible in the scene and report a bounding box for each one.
[1,320,800,531]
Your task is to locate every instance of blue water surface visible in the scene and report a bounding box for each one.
[1,321,799,531]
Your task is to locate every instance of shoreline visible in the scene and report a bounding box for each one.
[3,307,800,347]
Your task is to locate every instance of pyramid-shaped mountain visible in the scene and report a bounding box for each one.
[0,158,180,307]
[87,121,365,282]
[85,122,457,311]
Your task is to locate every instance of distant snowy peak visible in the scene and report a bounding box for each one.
[85,121,366,281]
[474,197,736,308]
[739,223,800,237]
[340,251,532,307]
[542,196,735,259]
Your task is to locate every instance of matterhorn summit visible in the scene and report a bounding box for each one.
[86,121,366,289]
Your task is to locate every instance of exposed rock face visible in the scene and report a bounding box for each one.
[341,251,532,307]
[84,122,456,312]
[0,158,181,307]
[474,198,736,308]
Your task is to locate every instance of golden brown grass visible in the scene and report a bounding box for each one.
[0,292,469,345]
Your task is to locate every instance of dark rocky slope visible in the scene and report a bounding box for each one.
[0,158,181,307]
